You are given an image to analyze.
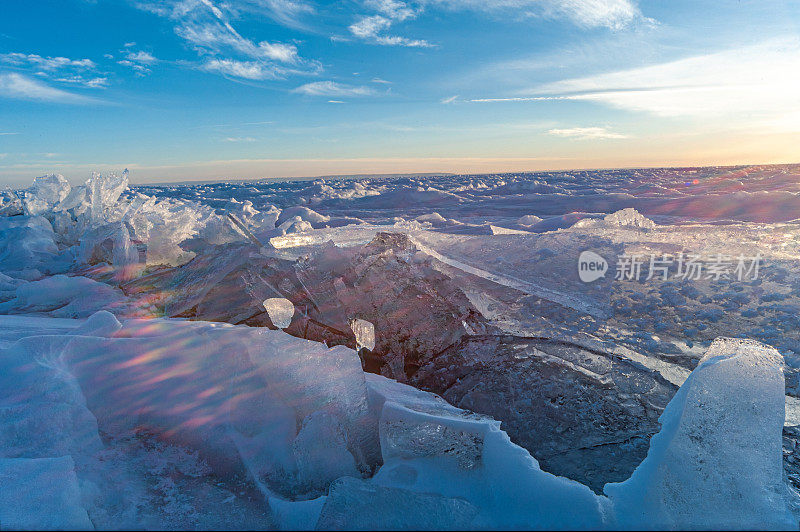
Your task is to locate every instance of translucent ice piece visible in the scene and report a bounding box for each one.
[263,297,295,329]
[351,318,375,351]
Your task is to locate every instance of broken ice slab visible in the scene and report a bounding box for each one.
[605,337,795,530]
[87,170,129,223]
[263,297,295,329]
[0,188,23,216]
[351,318,376,351]
[22,174,71,217]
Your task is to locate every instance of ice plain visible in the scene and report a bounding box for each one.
[1,164,799,529]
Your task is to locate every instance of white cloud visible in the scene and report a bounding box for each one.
[219,0,315,29]
[292,81,374,97]
[349,3,431,47]
[440,94,458,104]
[532,38,800,119]
[136,0,313,80]
[0,52,105,88]
[0,72,99,104]
[223,136,257,142]
[53,75,109,88]
[367,0,417,21]
[427,0,644,30]
[548,127,627,139]
[0,132,19,136]
[0,52,95,71]
[350,15,393,38]
[125,50,157,64]
[201,59,279,80]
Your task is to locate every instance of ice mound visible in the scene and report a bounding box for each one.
[517,214,543,226]
[58,321,378,499]
[0,188,22,216]
[0,215,63,278]
[605,338,795,530]
[277,205,330,227]
[573,207,656,230]
[415,212,448,224]
[0,275,128,318]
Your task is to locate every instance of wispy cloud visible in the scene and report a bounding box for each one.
[440,94,458,104]
[0,52,105,88]
[53,75,108,88]
[201,59,280,80]
[223,136,257,142]
[0,72,100,104]
[292,80,374,97]
[0,52,95,71]
[117,48,158,76]
[349,13,431,47]
[529,38,800,119]
[136,0,318,80]
[349,0,432,47]
[428,0,647,30]
[548,126,627,139]
[0,132,19,136]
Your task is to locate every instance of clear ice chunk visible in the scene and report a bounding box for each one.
[22,174,71,216]
[351,318,376,351]
[263,297,295,329]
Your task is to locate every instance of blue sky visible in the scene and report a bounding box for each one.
[1,0,800,186]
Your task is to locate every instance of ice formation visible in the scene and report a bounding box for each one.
[1,167,799,529]
[605,338,795,530]
[263,297,295,329]
[572,207,656,230]
[351,318,376,351]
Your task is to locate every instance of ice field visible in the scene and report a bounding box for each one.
[1,165,800,529]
